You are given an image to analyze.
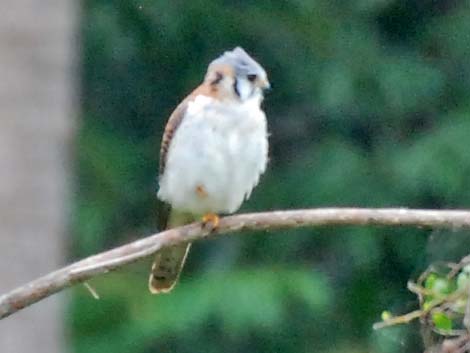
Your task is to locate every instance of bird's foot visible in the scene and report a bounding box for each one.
[202,213,220,231]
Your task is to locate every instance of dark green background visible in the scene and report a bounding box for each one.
[71,1,470,352]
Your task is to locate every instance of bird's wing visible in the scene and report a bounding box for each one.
[156,101,188,231]
[156,84,214,230]
[151,100,191,294]
[151,85,215,294]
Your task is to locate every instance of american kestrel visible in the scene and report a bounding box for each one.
[149,47,270,293]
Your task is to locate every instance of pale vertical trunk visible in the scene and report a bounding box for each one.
[0,1,78,352]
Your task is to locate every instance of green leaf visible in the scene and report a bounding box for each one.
[432,312,453,331]
[424,273,437,290]
[381,310,392,321]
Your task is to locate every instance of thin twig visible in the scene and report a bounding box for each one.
[373,309,424,330]
[83,282,100,300]
[2,207,470,320]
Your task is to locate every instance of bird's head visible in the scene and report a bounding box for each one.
[204,47,270,102]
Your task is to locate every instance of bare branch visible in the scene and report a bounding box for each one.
[1,207,470,320]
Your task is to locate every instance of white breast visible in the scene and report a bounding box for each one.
[158,95,268,215]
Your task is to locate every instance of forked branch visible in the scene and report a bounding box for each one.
[1,207,470,320]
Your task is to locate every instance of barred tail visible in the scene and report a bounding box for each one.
[148,243,191,294]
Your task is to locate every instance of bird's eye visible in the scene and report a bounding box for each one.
[247,74,257,82]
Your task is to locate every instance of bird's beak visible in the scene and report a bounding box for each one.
[260,78,271,91]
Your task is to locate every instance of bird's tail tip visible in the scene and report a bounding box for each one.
[148,274,177,294]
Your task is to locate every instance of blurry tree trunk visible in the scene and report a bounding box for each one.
[0,1,78,353]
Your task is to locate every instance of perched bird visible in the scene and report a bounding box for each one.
[149,47,270,293]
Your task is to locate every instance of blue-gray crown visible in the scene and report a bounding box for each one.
[209,47,268,86]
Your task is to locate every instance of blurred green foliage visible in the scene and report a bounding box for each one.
[73,1,470,352]
[375,262,470,343]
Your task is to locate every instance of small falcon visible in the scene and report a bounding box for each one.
[149,47,270,293]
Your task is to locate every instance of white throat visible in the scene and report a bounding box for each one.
[235,77,263,103]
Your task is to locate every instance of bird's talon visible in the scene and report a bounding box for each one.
[202,213,220,230]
